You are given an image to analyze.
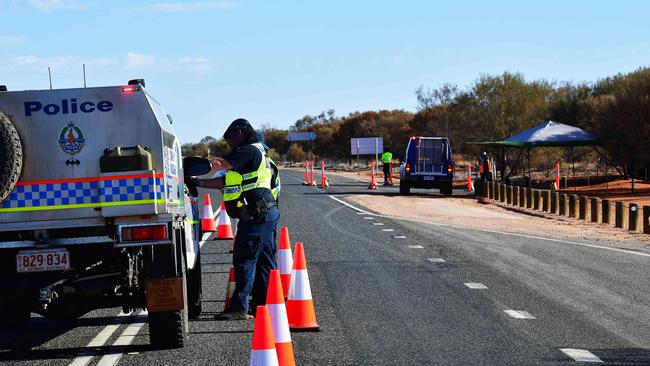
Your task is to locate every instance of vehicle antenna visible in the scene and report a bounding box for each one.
[48,67,53,90]
[83,64,87,88]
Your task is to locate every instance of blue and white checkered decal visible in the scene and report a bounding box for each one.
[1,175,163,210]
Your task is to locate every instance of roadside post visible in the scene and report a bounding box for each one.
[568,194,577,218]
[506,186,513,205]
[591,198,602,223]
[579,196,588,220]
[615,202,626,229]
[513,186,520,207]
[541,190,549,212]
[533,190,541,210]
[303,160,309,184]
[526,188,533,209]
[602,199,612,225]
[310,161,316,186]
[519,187,526,208]
[559,194,567,216]
[643,206,650,234]
[499,184,506,203]
[550,191,558,214]
[629,204,639,232]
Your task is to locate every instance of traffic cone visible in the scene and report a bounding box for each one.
[267,270,296,366]
[201,194,216,232]
[368,162,377,190]
[223,267,236,312]
[250,306,279,366]
[276,227,293,298]
[215,201,234,239]
[302,160,309,185]
[286,242,320,331]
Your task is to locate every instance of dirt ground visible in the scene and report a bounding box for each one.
[560,179,650,206]
[318,169,650,253]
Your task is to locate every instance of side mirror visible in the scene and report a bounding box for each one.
[183,156,211,176]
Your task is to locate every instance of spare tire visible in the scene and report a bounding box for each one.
[0,110,23,202]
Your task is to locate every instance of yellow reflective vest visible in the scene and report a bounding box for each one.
[381,151,393,164]
[223,142,274,217]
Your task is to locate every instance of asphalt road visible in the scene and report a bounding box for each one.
[2,169,649,365]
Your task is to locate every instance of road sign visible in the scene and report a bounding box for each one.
[288,132,317,141]
[350,137,383,155]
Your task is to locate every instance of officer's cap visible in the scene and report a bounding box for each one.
[223,118,255,140]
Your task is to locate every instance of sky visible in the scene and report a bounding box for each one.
[1,0,649,143]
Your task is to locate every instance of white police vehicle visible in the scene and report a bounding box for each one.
[0,80,202,348]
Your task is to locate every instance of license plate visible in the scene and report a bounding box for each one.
[423,176,434,181]
[16,249,70,273]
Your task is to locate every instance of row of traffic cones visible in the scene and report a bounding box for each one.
[201,193,235,239]
[249,228,319,365]
[302,160,330,188]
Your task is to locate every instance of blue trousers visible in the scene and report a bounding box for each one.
[229,206,279,314]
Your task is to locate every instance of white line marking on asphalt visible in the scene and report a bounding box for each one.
[465,283,488,289]
[372,222,384,226]
[96,310,148,366]
[560,348,603,363]
[363,217,374,220]
[407,245,424,249]
[382,229,395,232]
[427,258,446,263]
[328,195,650,258]
[504,310,536,319]
[393,235,407,239]
[356,212,368,215]
[68,312,131,366]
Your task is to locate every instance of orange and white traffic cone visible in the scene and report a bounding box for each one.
[215,201,234,239]
[201,193,216,232]
[368,162,377,190]
[303,160,309,185]
[309,161,316,186]
[223,267,236,312]
[250,305,279,366]
[276,227,293,298]
[267,270,296,366]
[286,242,320,331]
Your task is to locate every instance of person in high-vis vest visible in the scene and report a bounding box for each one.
[381,149,393,185]
[193,118,279,320]
[478,151,492,182]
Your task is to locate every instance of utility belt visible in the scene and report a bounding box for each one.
[225,196,276,222]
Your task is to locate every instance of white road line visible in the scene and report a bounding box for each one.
[356,212,368,215]
[363,217,374,220]
[427,258,446,263]
[503,310,536,319]
[393,235,407,239]
[465,283,488,289]
[560,348,603,363]
[407,245,424,249]
[381,229,395,232]
[372,222,384,226]
[68,312,131,366]
[96,310,148,366]
[328,195,650,258]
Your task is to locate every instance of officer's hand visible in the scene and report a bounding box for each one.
[211,157,233,171]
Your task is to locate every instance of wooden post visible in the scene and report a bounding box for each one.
[629,204,639,232]
[602,199,612,225]
[643,206,650,234]
[569,194,577,218]
[578,196,588,220]
[533,190,541,210]
[590,198,601,223]
[551,191,559,214]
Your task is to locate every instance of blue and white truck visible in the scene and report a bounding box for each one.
[399,136,455,196]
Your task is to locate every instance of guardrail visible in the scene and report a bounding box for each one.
[478,181,650,235]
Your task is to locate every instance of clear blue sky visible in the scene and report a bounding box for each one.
[1,0,648,143]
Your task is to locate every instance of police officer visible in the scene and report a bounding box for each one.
[193,118,279,320]
[381,149,393,185]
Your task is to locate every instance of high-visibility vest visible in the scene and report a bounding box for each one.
[269,158,281,201]
[223,142,273,215]
[479,158,492,174]
[381,151,393,164]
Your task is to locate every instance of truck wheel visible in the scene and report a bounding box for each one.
[0,110,23,202]
[187,249,203,319]
[0,300,30,327]
[399,181,410,195]
[149,311,184,349]
[442,182,453,196]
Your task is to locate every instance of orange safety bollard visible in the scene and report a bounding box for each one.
[368,161,378,190]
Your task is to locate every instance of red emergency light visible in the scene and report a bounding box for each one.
[121,85,140,93]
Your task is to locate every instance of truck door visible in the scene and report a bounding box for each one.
[416,138,445,175]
